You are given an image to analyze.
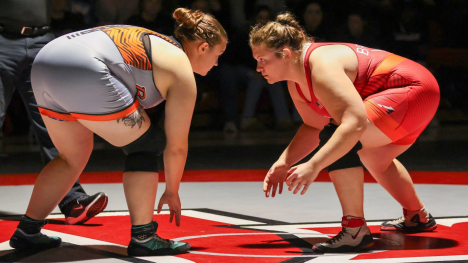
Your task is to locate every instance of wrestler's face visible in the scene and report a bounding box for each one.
[252,44,288,84]
[194,38,227,76]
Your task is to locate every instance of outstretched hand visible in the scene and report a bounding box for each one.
[263,161,289,197]
[157,191,181,226]
[285,162,319,195]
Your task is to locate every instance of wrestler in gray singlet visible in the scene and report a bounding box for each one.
[31,25,183,121]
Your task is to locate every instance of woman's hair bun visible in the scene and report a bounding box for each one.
[173,7,204,30]
[276,12,301,30]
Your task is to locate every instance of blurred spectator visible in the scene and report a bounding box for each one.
[333,11,381,48]
[245,0,287,20]
[69,0,99,28]
[126,0,173,35]
[191,0,232,33]
[298,0,332,42]
[384,0,431,62]
[51,0,87,36]
[436,0,468,48]
[95,0,139,25]
[218,5,294,134]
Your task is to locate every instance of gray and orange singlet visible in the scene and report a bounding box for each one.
[32,25,183,121]
[297,43,440,145]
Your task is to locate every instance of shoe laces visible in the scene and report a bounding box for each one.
[326,228,347,244]
[154,234,174,244]
[390,216,406,225]
[76,195,90,203]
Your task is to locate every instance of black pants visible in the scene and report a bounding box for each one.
[0,32,86,214]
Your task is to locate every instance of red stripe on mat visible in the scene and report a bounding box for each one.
[1,170,468,186]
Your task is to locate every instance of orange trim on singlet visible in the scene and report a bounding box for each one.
[39,108,77,121]
[364,100,408,142]
[371,53,407,77]
[39,101,140,122]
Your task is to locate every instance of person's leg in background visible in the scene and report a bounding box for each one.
[240,69,267,131]
[266,81,294,130]
[218,64,242,134]
[13,32,108,225]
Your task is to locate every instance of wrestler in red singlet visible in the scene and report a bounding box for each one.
[296,43,440,145]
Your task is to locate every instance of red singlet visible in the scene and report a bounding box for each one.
[296,43,440,145]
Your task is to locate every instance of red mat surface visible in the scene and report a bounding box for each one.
[2,213,468,262]
[1,170,468,186]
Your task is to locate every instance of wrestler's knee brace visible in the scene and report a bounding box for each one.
[318,123,363,172]
[121,124,166,172]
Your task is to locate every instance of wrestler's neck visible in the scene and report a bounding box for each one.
[181,40,202,63]
[282,52,307,84]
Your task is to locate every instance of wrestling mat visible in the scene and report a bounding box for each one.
[1,209,468,263]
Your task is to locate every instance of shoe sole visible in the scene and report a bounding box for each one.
[127,243,191,256]
[313,235,374,253]
[10,236,62,251]
[64,194,108,225]
[380,224,437,232]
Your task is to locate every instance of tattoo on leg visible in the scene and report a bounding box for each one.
[117,107,145,128]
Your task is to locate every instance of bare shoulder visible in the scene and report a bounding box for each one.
[148,35,194,98]
[149,35,190,72]
[309,44,357,69]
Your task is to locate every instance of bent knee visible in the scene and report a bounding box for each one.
[358,151,393,174]
[57,151,90,171]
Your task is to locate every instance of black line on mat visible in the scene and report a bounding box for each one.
[192,208,287,224]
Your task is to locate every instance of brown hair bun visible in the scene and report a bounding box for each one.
[173,8,204,30]
[276,12,300,29]
[172,7,227,47]
[250,11,311,56]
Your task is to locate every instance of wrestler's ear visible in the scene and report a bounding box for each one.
[281,48,292,59]
[198,42,210,54]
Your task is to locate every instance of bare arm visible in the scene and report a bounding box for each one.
[278,81,329,167]
[159,58,196,194]
[151,39,196,225]
[263,81,328,197]
[307,45,367,171]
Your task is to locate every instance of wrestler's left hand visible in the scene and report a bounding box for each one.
[285,162,320,195]
[157,191,181,226]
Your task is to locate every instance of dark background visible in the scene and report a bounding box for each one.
[1,0,467,174]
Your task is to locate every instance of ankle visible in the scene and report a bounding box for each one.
[17,215,47,235]
[131,221,157,241]
[342,216,366,228]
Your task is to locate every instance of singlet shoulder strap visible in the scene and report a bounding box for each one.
[146,32,184,51]
[295,43,316,104]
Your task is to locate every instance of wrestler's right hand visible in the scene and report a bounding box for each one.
[157,191,181,226]
[263,160,289,198]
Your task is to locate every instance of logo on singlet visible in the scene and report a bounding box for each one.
[378,103,395,114]
[316,101,324,109]
[136,85,146,100]
[355,44,369,55]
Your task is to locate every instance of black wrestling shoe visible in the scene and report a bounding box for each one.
[64,192,108,225]
[10,219,61,251]
[127,221,190,256]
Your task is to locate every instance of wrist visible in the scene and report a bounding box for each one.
[165,187,179,195]
[276,158,290,168]
[307,159,322,171]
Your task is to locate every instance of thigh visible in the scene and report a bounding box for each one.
[358,143,411,173]
[359,119,393,148]
[42,116,94,167]
[78,106,152,147]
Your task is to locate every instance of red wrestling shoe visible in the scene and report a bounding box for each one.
[64,192,108,225]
